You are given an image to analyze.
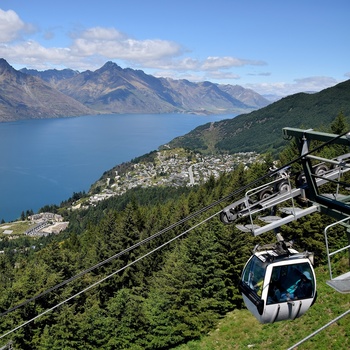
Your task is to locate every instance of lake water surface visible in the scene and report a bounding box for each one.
[0,113,233,222]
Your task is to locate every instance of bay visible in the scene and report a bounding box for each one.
[0,113,233,222]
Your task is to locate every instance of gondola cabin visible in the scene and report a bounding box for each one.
[239,246,317,323]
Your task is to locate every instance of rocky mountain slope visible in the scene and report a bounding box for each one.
[0,59,268,118]
[20,67,79,86]
[0,59,92,122]
[51,61,270,115]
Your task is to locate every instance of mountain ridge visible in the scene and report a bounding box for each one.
[0,59,268,121]
[20,67,79,87]
[0,58,270,122]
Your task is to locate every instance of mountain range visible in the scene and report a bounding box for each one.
[0,59,92,122]
[2,56,349,160]
[0,58,270,122]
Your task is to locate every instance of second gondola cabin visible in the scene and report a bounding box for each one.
[239,243,317,323]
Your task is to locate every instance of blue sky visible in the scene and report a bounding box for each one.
[0,0,349,97]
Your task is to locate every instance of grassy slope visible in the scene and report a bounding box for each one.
[0,221,36,235]
[174,266,350,350]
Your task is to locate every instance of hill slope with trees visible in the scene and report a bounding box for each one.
[167,79,350,155]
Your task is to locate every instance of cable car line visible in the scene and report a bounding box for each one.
[231,128,350,325]
[0,183,245,319]
[0,192,223,318]
[0,210,220,340]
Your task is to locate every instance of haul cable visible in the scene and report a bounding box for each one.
[0,211,220,340]
[0,190,232,317]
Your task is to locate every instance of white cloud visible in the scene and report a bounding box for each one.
[205,70,240,80]
[201,56,266,70]
[0,24,184,70]
[137,56,264,76]
[0,9,26,42]
[70,27,183,62]
[0,7,267,74]
[245,76,340,96]
[0,9,271,86]
[0,41,71,69]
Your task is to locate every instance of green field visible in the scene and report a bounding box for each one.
[0,221,36,236]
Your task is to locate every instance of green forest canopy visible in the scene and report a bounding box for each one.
[0,114,349,349]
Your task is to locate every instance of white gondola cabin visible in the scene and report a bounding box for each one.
[239,245,317,323]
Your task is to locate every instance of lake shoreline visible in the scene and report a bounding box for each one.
[0,113,234,221]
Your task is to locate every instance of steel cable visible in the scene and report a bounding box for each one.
[0,210,220,340]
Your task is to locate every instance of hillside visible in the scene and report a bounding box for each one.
[0,59,93,122]
[175,266,350,350]
[167,79,350,155]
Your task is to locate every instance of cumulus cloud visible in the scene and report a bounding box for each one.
[0,8,268,79]
[0,22,184,70]
[0,7,267,74]
[0,40,71,69]
[70,27,183,62]
[0,9,26,42]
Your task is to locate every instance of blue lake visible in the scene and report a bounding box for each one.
[0,113,234,222]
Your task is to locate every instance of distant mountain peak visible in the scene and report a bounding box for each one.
[0,58,15,74]
[99,61,123,71]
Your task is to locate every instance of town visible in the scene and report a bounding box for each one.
[85,148,261,207]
